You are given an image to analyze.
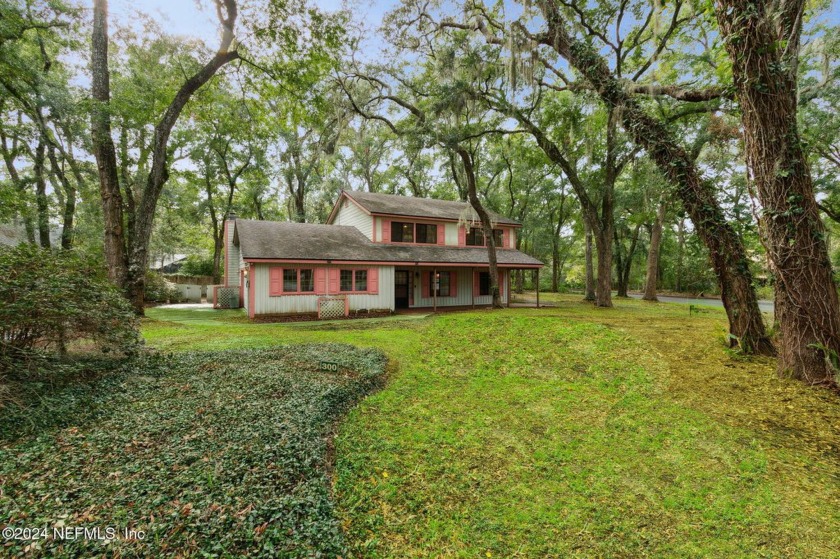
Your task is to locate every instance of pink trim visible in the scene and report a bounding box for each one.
[372,217,377,242]
[248,264,255,319]
[239,270,244,306]
[379,220,447,246]
[381,219,391,243]
[344,296,349,316]
[368,268,378,294]
[269,266,283,296]
[244,259,542,269]
[370,210,522,228]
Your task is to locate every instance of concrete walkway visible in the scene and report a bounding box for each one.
[155,302,214,309]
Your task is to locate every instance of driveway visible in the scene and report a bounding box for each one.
[627,293,774,314]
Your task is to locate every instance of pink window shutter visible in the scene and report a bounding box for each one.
[458,225,466,246]
[502,228,509,248]
[328,268,340,294]
[367,268,379,294]
[314,268,327,294]
[269,267,283,295]
[474,271,480,295]
[436,223,445,245]
[449,271,457,297]
[422,271,430,299]
[381,219,391,243]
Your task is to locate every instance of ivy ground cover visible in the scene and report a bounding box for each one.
[0,344,386,558]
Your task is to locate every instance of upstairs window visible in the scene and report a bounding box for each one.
[465,227,504,247]
[415,223,438,244]
[391,222,414,243]
[391,221,438,244]
[466,227,484,246]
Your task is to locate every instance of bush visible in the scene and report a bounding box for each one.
[179,254,215,276]
[145,270,179,303]
[0,244,140,366]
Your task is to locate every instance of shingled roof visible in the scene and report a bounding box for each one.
[233,220,542,267]
[340,190,521,226]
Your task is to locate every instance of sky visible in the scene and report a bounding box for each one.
[110,0,399,51]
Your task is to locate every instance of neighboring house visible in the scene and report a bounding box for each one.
[221,190,543,318]
[151,254,189,273]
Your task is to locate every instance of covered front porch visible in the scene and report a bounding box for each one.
[393,265,543,311]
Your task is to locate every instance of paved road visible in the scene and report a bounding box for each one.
[627,293,774,314]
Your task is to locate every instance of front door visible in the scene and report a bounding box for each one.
[395,270,410,309]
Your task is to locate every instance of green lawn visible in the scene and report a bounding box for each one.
[140,296,839,558]
[4,298,837,558]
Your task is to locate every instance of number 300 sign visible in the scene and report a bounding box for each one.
[319,361,339,372]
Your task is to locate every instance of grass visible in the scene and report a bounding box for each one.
[0,345,386,558]
[3,296,839,557]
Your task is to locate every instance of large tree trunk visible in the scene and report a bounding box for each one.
[47,144,76,250]
[91,0,127,286]
[583,217,596,301]
[92,0,239,313]
[615,223,641,298]
[593,224,613,307]
[538,2,772,355]
[457,147,503,308]
[643,200,667,301]
[716,0,840,382]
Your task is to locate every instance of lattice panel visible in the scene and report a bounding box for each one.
[318,297,347,319]
[215,287,239,309]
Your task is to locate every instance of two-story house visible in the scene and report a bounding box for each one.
[220,190,543,318]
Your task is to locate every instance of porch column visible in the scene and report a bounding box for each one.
[471,267,475,309]
[433,267,437,312]
[507,269,511,308]
[536,269,540,308]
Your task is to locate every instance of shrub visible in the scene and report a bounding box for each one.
[145,270,179,303]
[179,254,215,276]
[0,244,140,366]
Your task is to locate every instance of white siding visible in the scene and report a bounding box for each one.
[252,265,395,315]
[334,200,373,239]
[411,268,508,308]
[509,228,517,248]
[374,217,382,241]
[444,222,459,246]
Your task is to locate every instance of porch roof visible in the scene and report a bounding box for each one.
[233,220,542,267]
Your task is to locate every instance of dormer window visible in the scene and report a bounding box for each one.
[391,222,438,244]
